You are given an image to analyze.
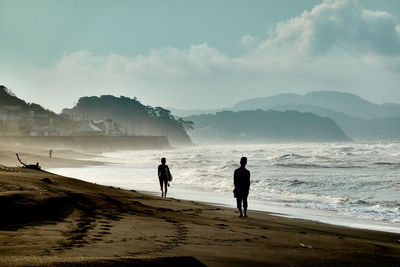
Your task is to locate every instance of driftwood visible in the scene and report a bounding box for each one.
[16,153,41,170]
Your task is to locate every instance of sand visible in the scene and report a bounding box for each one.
[0,146,105,169]
[0,165,399,267]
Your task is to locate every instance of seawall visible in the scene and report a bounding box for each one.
[0,136,171,151]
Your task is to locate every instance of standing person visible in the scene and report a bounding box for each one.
[233,157,250,217]
[158,157,171,198]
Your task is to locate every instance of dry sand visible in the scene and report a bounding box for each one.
[0,167,399,267]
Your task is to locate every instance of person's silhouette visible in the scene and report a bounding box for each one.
[158,157,171,198]
[233,157,250,217]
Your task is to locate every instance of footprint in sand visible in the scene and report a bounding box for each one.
[99,231,110,235]
[132,201,147,207]
[142,210,154,215]
[157,207,175,212]
[214,217,227,222]
[217,223,228,228]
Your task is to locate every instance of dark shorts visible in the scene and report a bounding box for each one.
[236,191,249,209]
[159,178,168,187]
[236,191,249,199]
[234,188,249,198]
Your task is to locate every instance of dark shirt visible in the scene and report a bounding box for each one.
[158,164,171,180]
[234,167,250,195]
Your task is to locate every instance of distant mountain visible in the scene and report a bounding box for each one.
[63,95,193,145]
[271,105,400,140]
[185,110,351,143]
[233,91,400,120]
[172,91,400,141]
[167,107,228,118]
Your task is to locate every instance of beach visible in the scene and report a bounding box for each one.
[1,149,400,266]
[2,0,399,265]
[48,143,400,233]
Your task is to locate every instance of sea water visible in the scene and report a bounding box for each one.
[49,142,400,233]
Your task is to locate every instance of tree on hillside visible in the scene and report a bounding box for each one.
[69,95,194,144]
[0,85,74,135]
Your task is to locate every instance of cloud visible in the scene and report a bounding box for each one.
[16,0,400,112]
[258,0,400,56]
[240,35,258,49]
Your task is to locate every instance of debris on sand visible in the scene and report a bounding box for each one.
[16,153,42,171]
[299,243,313,248]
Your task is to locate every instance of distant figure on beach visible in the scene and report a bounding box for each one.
[49,149,53,158]
[158,157,172,198]
[233,157,250,217]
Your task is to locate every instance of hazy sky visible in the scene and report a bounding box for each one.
[1,0,400,112]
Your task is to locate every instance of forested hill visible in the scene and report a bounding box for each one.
[0,85,26,106]
[0,85,73,135]
[62,95,193,145]
[0,85,51,112]
[230,91,400,141]
[185,110,351,142]
[0,85,65,119]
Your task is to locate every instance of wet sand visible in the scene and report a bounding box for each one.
[0,147,104,169]
[0,165,399,266]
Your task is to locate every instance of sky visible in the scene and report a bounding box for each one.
[1,0,400,112]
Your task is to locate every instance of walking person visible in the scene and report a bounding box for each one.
[158,157,172,198]
[233,157,250,217]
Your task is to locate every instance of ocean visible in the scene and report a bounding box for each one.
[49,142,400,233]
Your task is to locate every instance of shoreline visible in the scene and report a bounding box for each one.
[1,167,400,266]
[0,146,106,169]
[0,136,172,152]
[1,145,400,266]
[48,166,400,235]
[136,186,400,235]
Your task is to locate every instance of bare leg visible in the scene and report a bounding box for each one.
[243,195,248,217]
[164,180,168,197]
[236,197,243,217]
[160,179,164,197]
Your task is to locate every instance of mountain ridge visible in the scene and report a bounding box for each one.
[171,90,400,141]
[186,109,351,143]
[233,91,400,120]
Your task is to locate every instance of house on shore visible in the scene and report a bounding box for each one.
[74,121,105,136]
[92,119,122,136]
